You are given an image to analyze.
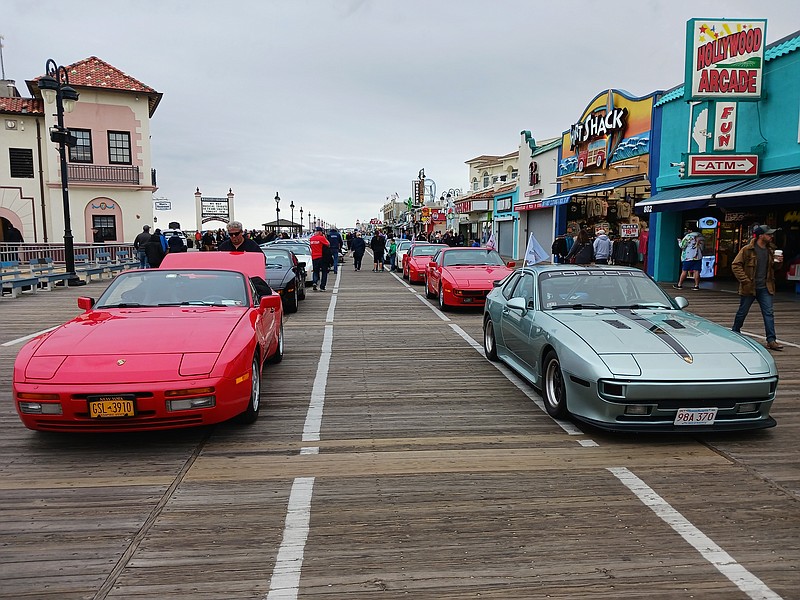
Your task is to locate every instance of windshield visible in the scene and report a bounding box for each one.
[410,245,444,257]
[397,241,411,251]
[442,249,506,267]
[262,250,294,269]
[271,244,309,255]
[95,270,249,307]
[539,270,673,310]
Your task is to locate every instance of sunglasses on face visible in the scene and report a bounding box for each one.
[229,231,243,236]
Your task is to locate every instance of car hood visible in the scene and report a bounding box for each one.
[549,309,773,376]
[443,265,513,287]
[265,269,294,289]
[25,310,246,383]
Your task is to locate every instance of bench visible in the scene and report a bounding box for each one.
[1,260,39,298]
[74,254,106,282]
[29,258,72,291]
[96,251,125,275]
[116,250,140,269]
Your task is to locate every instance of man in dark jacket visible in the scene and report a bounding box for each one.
[370,231,387,271]
[217,221,261,252]
[350,232,366,271]
[732,225,783,351]
[168,231,187,253]
[327,227,343,274]
[133,225,152,268]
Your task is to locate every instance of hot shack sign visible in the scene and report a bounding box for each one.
[685,19,767,101]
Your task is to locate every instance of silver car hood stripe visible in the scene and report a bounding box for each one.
[613,309,694,364]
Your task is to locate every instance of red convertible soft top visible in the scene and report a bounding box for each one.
[160,251,266,279]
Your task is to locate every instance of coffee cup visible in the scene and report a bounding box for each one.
[774,249,783,262]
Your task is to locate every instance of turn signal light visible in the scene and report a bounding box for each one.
[17,392,60,400]
[165,386,215,398]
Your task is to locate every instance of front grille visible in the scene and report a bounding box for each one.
[33,414,205,431]
[456,289,488,298]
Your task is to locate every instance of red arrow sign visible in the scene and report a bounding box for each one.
[689,155,759,177]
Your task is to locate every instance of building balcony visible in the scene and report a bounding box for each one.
[67,164,140,184]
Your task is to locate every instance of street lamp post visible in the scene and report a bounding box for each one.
[300,207,304,233]
[289,201,295,237]
[274,192,280,234]
[39,58,83,285]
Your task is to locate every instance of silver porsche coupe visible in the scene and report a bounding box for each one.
[482,266,778,432]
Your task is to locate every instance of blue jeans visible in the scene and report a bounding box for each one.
[331,249,339,274]
[138,250,149,269]
[733,287,776,342]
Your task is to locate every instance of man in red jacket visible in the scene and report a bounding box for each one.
[309,226,331,291]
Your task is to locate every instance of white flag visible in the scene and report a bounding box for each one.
[524,233,549,265]
[485,232,497,251]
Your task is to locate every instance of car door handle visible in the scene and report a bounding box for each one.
[502,308,510,314]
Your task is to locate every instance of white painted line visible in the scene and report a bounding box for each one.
[448,322,587,438]
[740,330,799,350]
[2,325,59,347]
[325,295,337,324]
[578,439,599,447]
[609,467,783,600]
[302,324,333,443]
[300,447,319,455]
[333,270,342,293]
[265,476,316,600]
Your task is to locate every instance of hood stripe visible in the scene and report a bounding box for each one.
[614,309,694,363]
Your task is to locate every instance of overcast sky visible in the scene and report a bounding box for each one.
[5,0,798,231]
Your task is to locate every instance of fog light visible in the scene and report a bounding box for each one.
[624,405,651,416]
[19,402,62,415]
[167,396,216,411]
[737,402,758,413]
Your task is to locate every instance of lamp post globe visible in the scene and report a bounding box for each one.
[289,201,295,236]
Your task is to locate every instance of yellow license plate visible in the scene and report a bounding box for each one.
[88,396,136,418]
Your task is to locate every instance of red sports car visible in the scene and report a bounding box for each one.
[403,243,446,283]
[424,247,515,310]
[13,252,284,432]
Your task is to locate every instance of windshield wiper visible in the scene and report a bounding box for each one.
[100,302,147,308]
[548,303,606,310]
[157,301,227,307]
[265,263,285,268]
[613,303,671,310]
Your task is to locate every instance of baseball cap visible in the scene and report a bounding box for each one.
[315,226,324,231]
[143,225,150,231]
[596,229,605,235]
[753,225,777,236]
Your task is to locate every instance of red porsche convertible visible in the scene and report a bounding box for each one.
[403,243,446,283]
[13,252,284,432]
[424,247,515,310]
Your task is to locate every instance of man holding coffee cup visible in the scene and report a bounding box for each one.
[731,225,784,351]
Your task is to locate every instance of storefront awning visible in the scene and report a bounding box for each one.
[633,181,738,214]
[540,176,644,208]
[715,171,800,207]
[635,171,800,214]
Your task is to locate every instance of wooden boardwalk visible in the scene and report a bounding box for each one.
[1,266,798,599]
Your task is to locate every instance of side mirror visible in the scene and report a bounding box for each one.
[674,296,689,309]
[428,261,437,268]
[506,261,516,268]
[297,261,306,269]
[77,297,95,311]
[506,297,527,313]
[259,294,282,312]
[492,280,503,288]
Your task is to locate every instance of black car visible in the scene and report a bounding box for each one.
[261,247,306,313]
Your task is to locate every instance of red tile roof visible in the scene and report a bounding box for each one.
[27,56,162,116]
[0,97,43,116]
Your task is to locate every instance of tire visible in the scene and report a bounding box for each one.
[483,318,499,362]
[425,276,436,299]
[298,278,306,300]
[268,321,284,363]
[542,351,568,418]
[238,354,262,424]
[438,284,449,311]
[284,287,299,313]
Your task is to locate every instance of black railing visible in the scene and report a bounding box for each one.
[68,164,140,184]
[151,168,157,187]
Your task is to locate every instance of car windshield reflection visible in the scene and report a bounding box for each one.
[443,249,505,267]
[539,271,673,311]
[95,270,249,308]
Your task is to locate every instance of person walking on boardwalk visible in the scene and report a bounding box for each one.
[217,221,261,252]
[732,225,784,351]
[674,224,705,290]
[565,229,593,265]
[309,226,331,291]
[350,231,366,271]
[327,227,343,274]
[370,230,386,272]
[133,225,151,268]
[144,228,166,268]
[593,229,612,265]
